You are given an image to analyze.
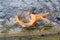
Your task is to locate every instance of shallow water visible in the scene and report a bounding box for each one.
[0,0,60,39]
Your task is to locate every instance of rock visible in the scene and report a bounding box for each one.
[9,27,22,33]
[0,25,3,28]
[45,2,55,11]
[43,21,50,25]
[39,26,44,29]
[0,12,6,18]
[39,0,46,1]
[0,5,3,12]
[0,25,4,33]
[52,25,60,30]
[56,16,60,21]
[24,0,36,4]
[0,19,5,22]
[9,0,28,9]
[5,17,17,26]
[57,21,60,24]
[0,19,5,25]
[55,12,60,21]
[1,0,60,18]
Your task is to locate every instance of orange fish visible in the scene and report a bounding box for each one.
[15,11,57,28]
[15,14,37,28]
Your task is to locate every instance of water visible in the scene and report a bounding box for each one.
[0,0,60,39]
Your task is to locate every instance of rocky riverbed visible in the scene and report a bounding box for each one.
[0,0,60,34]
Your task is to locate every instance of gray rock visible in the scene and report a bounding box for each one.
[0,19,5,25]
[0,25,3,28]
[44,2,55,11]
[0,19,5,22]
[52,25,60,30]
[9,27,22,33]
[24,0,36,4]
[57,21,60,24]
[5,17,17,26]
[0,25,4,33]
[1,0,60,17]
[43,21,50,25]
[39,0,46,1]
[0,5,3,11]
[0,12,6,17]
